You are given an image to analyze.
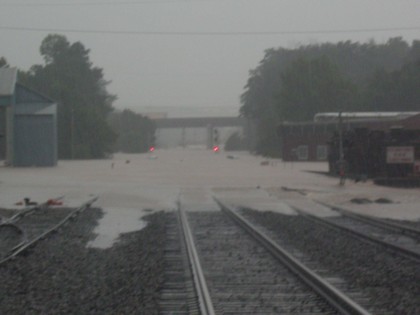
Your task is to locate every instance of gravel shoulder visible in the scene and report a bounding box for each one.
[0,208,167,315]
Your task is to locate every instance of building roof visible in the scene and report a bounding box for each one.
[314,111,420,122]
[279,112,420,134]
[0,67,17,96]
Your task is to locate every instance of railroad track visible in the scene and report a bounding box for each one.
[0,196,98,265]
[2,196,64,225]
[324,204,420,239]
[294,204,420,263]
[167,200,372,315]
[158,208,202,314]
[240,204,420,314]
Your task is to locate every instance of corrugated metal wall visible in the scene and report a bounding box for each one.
[14,115,56,166]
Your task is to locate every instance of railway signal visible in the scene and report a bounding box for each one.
[213,128,219,144]
[213,129,220,153]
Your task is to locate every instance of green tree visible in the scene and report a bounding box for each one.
[240,49,294,155]
[0,57,9,67]
[224,132,247,151]
[108,109,156,153]
[240,38,418,156]
[278,56,359,121]
[362,68,393,111]
[19,34,116,159]
[364,57,420,111]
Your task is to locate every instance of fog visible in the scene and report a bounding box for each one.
[1,0,419,116]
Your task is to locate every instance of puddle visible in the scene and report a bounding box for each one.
[87,208,148,249]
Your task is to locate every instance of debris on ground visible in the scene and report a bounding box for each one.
[47,199,63,206]
[374,198,394,204]
[350,198,372,204]
[350,197,395,204]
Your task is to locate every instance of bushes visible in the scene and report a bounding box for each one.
[224,132,247,151]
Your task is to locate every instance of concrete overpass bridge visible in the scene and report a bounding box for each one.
[153,116,253,149]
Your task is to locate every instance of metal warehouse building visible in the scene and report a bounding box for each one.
[0,67,57,167]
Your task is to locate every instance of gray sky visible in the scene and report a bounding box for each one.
[1,0,419,117]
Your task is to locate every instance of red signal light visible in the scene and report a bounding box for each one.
[149,146,155,152]
[213,146,220,152]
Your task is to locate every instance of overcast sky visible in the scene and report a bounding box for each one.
[1,0,419,117]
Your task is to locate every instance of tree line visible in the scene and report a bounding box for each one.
[4,36,419,159]
[1,34,154,159]
[108,109,156,153]
[240,37,420,156]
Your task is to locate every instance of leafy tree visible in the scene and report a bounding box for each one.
[19,34,116,159]
[364,57,420,111]
[108,109,156,153]
[0,57,8,68]
[405,40,420,63]
[240,49,295,155]
[224,132,247,151]
[240,38,419,156]
[362,68,393,111]
[278,56,359,121]
[395,58,420,110]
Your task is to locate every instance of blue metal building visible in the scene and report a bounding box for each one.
[0,67,57,166]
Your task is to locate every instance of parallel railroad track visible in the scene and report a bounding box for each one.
[0,196,98,265]
[1,196,64,225]
[166,200,372,315]
[240,203,420,314]
[294,205,420,263]
[323,204,420,239]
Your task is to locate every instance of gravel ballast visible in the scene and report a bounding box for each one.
[242,209,420,314]
[0,208,167,315]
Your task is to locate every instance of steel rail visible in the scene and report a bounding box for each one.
[177,200,216,315]
[317,201,420,239]
[0,196,98,266]
[5,195,65,224]
[0,223,25,257]
[1,196,64,248]
[293,206,420,263]
[0,223,24,237]
[214,197,372,315]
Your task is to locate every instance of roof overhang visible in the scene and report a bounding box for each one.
[0,67,17,106]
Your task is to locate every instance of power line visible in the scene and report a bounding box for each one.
[0,0,211,6]
[0,25,419,36]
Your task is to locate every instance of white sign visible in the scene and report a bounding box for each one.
[386,146,414,164]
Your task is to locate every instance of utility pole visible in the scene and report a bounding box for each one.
[71,108,75,159]
[181,127,186,149]
[338,111,345,185]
